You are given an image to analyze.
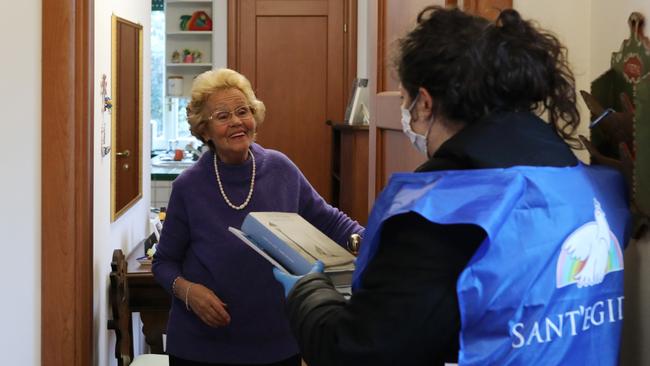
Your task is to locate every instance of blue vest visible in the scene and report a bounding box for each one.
[354,164,630,365]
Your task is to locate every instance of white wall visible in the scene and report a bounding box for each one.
[0,0,40,364]
[213,0,229,68]
[93,1,152,366]
[357,0,369,79]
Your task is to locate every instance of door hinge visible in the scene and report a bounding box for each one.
[344,23,347,33]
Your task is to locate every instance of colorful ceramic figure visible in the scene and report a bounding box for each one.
[183,49,193,63]
[188,11,212,31]
[171,50,181,63]
[192,50,202,63]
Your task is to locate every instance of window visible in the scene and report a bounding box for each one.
[150,10,165,150]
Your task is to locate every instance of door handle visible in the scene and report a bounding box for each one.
[116,149,130,157]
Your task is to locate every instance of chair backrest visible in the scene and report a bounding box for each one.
[108,249,135,366]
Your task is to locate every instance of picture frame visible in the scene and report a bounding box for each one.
[111,15,144,221]
[344,78,369,125]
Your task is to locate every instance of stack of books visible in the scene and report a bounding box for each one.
[229,212,355,289]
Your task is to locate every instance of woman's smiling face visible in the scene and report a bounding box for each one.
[201,88,256,164]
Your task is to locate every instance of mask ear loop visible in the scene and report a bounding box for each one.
[421,95,438,158]
[422,113,436,158]
[405,94,420,131]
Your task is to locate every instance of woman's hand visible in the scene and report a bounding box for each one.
[187,283,231,327]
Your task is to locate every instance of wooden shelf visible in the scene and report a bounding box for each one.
[165,0,214,98]
[166,63,212,67]
[326,120,369,131]
[166,0,211,4]
[166,31,212,35]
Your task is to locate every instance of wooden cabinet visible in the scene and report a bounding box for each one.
[124,240,170,354]
[330,122,369,225]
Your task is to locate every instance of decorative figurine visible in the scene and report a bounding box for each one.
[104,96,113,111]
[182,49,193,63]
[192,50,202,63]
[171,50,181,63]
[188,11,212,31]
[582,11,650,237]
[179,15,191,31]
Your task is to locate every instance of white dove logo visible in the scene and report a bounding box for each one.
[556,198,624,288]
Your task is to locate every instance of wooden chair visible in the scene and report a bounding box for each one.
[108,249,169,366]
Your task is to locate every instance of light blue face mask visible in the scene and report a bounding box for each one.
[400,95,432,156]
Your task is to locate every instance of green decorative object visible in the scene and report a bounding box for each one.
[180,15,191,31]
[585,12,650,234]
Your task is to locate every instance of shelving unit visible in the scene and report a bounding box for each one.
[164,0,215,97]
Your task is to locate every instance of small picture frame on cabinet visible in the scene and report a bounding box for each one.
[344,78,369,125]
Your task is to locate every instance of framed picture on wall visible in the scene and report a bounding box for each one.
[344,78,369,125]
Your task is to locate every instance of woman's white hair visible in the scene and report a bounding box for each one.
[186,68,266,143]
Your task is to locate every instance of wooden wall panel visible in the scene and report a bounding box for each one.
[369,1,442,206]
[42,0,94,365]
[464,0,512,20]
[375,128,425,191]
[339,130,369,224]
[368,0,511,206]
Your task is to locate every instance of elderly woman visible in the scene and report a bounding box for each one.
[152,68,363,366]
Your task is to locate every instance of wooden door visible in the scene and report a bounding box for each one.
[367,0,511,208]
[229,0,354,202]
[367,0,441,207]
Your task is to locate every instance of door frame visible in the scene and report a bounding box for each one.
[42,0,94,365]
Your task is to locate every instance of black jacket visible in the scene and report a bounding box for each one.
[287,112,578,366]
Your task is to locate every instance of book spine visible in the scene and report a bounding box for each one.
[242,215,313,274]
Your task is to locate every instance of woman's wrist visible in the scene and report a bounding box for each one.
[173,277,192,301]
[185,283,195,311]
[171,276,183,297]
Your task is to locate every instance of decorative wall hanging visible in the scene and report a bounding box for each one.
[581,12,650,237]
[100,73,112,157]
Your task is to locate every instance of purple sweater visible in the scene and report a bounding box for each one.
[152,143,363,364]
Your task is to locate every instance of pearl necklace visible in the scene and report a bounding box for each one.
[213,149,255,210]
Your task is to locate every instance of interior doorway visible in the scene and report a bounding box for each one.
[228,0,357,201]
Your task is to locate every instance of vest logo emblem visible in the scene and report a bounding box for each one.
[556,198,624,288]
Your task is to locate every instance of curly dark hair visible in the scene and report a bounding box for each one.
[397,7,580,146]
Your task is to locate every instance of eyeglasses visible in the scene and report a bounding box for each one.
[207,105,255,125]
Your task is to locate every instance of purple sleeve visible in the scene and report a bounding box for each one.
[296,170,365,247]
[152,181,190,294]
